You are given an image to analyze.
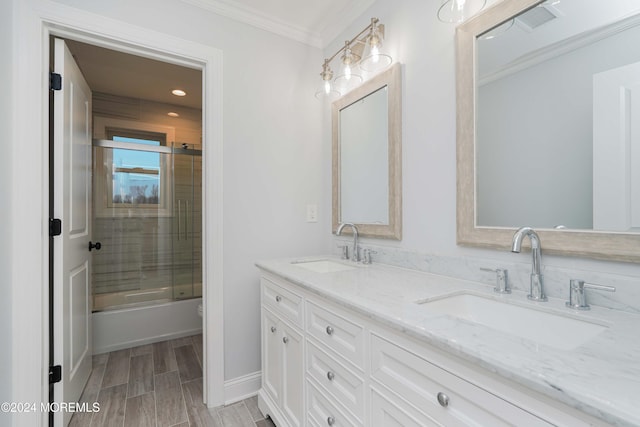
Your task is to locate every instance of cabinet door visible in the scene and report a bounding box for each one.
[370,385,442,427]
[282,322,304,427]
[262,309,282,404]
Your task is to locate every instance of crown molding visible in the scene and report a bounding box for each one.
[180,0,376,49]
[181,0,323,47]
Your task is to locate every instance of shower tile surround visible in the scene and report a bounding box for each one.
[258,255,640,426]
[332,243,640,314]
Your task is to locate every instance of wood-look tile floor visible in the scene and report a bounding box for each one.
[70,334,276,427]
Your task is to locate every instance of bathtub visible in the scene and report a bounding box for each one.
[93,296,203,354]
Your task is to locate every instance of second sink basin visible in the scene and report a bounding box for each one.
[291,259,357,273]
[416,292,608,350]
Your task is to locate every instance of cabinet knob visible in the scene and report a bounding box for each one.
[282,336,289,344]
[270,326,276,333]
[327,371,335,381]
[327,416,336,426]
[326,326,334,335]
[437,392,450,408]
[275,295,282,302]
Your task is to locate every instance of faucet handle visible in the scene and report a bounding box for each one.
[566,279,615,310]
[480,268,511,294]
[337,244,349,260]
[362,249,378,265]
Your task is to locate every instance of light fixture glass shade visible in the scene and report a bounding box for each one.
[314,79,340,100]
[335,42,363,92]
[437,0,487,23]
[360,21,392,73]
[315,60,341,100]
[335,73,363,94]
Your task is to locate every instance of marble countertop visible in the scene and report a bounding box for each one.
[256,256,640,427]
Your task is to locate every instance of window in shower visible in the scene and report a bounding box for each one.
[110,134,163,206]
[94,127,173,217]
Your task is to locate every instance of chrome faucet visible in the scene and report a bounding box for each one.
[511,227,547,302]
[336,222,360,262]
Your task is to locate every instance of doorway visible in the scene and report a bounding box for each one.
[41,20,224,426]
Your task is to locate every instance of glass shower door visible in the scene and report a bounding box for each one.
[92,140,175,310]
[171,143,202,299]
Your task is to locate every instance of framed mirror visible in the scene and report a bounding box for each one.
[457,0,640,262]
[332,63,402,239]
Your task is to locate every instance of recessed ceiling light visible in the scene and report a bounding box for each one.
[172,89,187,97]
[168,112,180,117]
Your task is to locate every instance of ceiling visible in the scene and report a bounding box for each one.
[181,0,376,48]
[66,0,374,110]
[66,39,203,110]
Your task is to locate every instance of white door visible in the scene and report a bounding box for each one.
[593,61,640,231]
[53,38,93,427]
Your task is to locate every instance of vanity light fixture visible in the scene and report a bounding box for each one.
[360,18,392,72]
[437,0,487,23]
[334,40,363,93]
[315,17,392,99]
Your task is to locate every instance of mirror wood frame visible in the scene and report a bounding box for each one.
[332,63,402,240]
[456,0,640,262]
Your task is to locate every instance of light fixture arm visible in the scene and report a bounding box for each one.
[322,18,383,65]
[316,17,390,99]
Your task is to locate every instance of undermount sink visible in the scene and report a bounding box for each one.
[415,292,608,351]
[291,259,357,273]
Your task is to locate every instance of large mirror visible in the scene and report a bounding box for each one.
[332,63,402,239]
[457,0,640,262]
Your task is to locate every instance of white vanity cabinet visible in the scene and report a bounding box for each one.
[260,277,305,427]
[257,271,612,427]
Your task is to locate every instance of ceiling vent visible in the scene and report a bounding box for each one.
[516,4,562,32]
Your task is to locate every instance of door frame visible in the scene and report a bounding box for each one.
[12,3,224,425]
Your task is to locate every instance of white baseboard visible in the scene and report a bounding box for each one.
[223,371,262,405]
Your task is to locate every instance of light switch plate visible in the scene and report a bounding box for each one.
[306,204,318,222]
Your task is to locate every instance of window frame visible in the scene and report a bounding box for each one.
[93,116,176,218]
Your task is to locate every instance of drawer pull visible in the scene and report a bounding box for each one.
[326,371,335,381]
[326,325,334,335]
[275,295,282,302]
[270,326,276,333]
[437,392,450,408]
[327,416,336,426]
[282,336,289,344]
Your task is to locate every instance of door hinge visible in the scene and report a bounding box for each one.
[49,218,62,237]
[49,365,62,384]
[50,72,62,91]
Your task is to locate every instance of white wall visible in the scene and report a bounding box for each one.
[328,0,640,280]
[54,0,329,382]
[10,0,327,402]
[0,0,13,423]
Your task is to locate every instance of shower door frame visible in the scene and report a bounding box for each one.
[11,4,225,424]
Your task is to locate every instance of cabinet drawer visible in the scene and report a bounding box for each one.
[370,334,553,427]
[262,277,303,326]
[306,301,365,370]
[307,339,365,422]
[370,384,442,427]
[307,379,362,427]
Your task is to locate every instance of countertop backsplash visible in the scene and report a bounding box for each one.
[332,241,640,314]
